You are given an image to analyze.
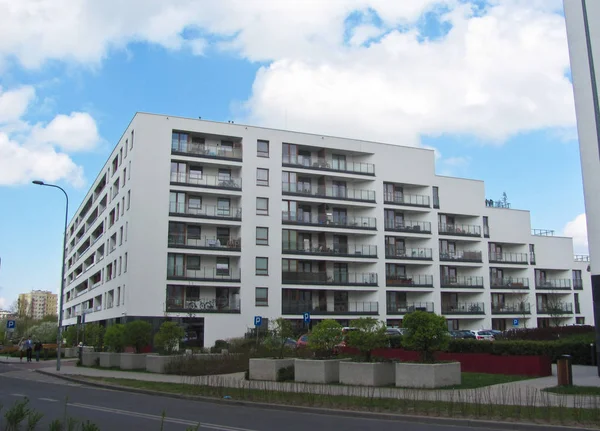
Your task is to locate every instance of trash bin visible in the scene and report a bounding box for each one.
[557,354,573,386]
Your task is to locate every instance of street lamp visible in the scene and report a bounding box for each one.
[32,180,68,371]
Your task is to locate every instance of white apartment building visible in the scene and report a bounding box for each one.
[61,113,595,347]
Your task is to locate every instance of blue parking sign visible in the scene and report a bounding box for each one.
[513,319,519,327]
[303,312,311,323]
[254,316,262,327]
[6,320,16,330]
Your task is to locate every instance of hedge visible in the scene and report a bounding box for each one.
[499,325,595,341]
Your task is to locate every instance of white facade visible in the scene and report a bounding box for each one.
[61,113,595,347]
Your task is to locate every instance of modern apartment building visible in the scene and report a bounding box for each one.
[18,290,58,320]
[61,113,595,347]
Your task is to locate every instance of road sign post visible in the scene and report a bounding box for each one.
[254,316,263,347]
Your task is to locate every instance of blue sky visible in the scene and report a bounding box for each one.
[0,0,588,308]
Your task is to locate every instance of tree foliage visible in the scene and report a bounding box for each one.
[266,318,294,359]
[104,324,126,353]
[124,320,153,353]
[403,311,449,363]
[154,321,185,355]
[29,322,58,343]
[307,319,343,358]
[84,323,105,350]
[346,318,388,362]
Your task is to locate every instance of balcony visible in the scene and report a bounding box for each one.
[439,250,483,263]
[171,142,243,161]
[438,223,481,237]
[282,212,376,230]
[282,242,377,258]
[573,279,583,290]
[167,267,241,282]
[282,183,376,203]
[386,302,434,315]
[170,203,242,221]
[535,279,571,290]
[441,276,484,288]
[386,247,433,261]
[490,277,529,289]
[170,172,242,190]
[281,271,378,286]
[384,220,432,234]
[574,255,590,262]
[166,298,241,313]
[282,301,378,315]
[537,303,574,314]
[489,252,528,264]
[384,192,430,208]
[168,234,241,251]
[282,155,375,176]
[442,302,485,315]
[386,274,434,287]
[492,303,531,315]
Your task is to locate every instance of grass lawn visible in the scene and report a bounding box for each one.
[544,386,600,396]
[439,373,533,390]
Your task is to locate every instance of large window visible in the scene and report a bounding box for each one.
[217,198,230,216]
[167,254,185,277]
[257,140,269,158]
[257,197,269,215]
[169,192,185,213]
[171,132,188,152]
[216,257,230,276]
[256,227,269,245]
[256,257,269,275]
[257,168,269,186]
[255,287,268,306]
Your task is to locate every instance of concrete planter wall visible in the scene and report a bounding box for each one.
[98,352,121,368]
[146,355,178,373]
[395,362,461,388]
[82,351,100,367]
[339,361,395,386]
[63,347,78,358]
[249,358,295,381]
[120,353,148,370]
[294,358,341,383]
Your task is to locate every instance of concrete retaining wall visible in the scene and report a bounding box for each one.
[395,362,461,388]
[98,352,120,368]
[249,358,295,381]
[339,361,395,386]
[82,351,100,367]
[294,359,341,383]
[120,353,148,370]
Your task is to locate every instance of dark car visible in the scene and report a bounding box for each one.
[450,330,476,339]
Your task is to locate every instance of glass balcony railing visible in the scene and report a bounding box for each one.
[167,266,241,281]
[281,271,378,285]
[166,297,241,313]
[385,274,433,287]
[439,250,483,262]
[282,301,378,315]
[170,203,242,220]
[385,247,433,260]
[440,276,484,288]
[282,211,376,229]
[386,302,434,314]
[491,303,531,314]
[490,277,529,289]
[282,242,377,257]
[170,172,242,190]
[537,303,574,314]
[282,182,376,202]
[535,279,571,290]
[282,155,375,175]
[384,192,430,207]
[171,142,242,160]
[441,302,485,314]
[488,252,528,264]
[384,220,432,233]
[168,234,241,250]
[438,223,482,237]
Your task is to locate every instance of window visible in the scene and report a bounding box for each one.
[483,216,489,237]
[573,270,583,289]
[188,196,202,214]
[217,198,230,216]
[216,227,229,244]
[216,257,230,276]
[170,192,186,213]
[256,257,268,275]
[127,190,131,210]
[123,168,127,186]
[187,255,201,270]
[172,132,188,152]
[124,253,128,273]
[125,221,128,242]
[121,197,125,215]
[218,169,231,182]
[432,186,439,208]
[256,227,269,245]
[576,317,585,325]
[257,140,269,157]
[257,168,269,186]
[119,226,123,245]
[130,130,134,150]
[116,203,120,221]
[118,256,122,275]
[128,161,131,180]
[256,197,269,215]
[256,287,268,306]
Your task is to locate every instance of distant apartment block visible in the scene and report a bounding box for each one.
[18,290,58,320]
[60,113,595,347]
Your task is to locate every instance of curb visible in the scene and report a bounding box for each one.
[36,370,598,431]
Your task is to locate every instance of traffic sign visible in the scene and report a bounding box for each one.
[513,319,519,327]
[303,312,311,323]
[6,320,16,330]
[254,316,263,327]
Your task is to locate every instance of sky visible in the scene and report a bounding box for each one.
[0,0,591,309]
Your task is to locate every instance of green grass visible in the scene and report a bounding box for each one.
[79,376,600,428]
[544,386,600,396]
[440,373,533,390]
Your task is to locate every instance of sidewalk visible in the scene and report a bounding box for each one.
[38,364,600,408]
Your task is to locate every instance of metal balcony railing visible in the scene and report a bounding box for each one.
[170,203,242,220]
[440,276,484,288]
[386,302,434,314]
[537,303,574,314]
[171,142,243,160]
[490,277,529,289]
[384,220,432,233]
[282,242,377,257]
[491,303,531,314]
[282,301,378,315]
[281,271,378,285]
[535,279,571,290]
[167,266,242,282]
[282,211,376,229]
[166,298,241,313]
[385,247,433,260]
[385,274,434,287]
[282,155,375,175]
[441,302,485,314]
[489,252,528,264]
[168,234,241,250]
[438,223,482,237]
[439,250,483,262]
[282,182,376,202]
[384,192,430,207]
[170,172,242,190]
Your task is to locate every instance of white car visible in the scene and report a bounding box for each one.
[470,330,495,341]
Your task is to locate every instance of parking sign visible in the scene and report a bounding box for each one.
[254,316,263,327]
[6,320,16,331]
[303,312,311,323]
[513,319,519,327]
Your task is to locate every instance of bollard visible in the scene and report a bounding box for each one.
[557,354,573,386]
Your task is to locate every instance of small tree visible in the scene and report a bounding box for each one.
[346,318,388,362]
[85,323,105,351]
[545,293,567,327]
[63,326,78,346]
[30,322,58,343]
[154,321,185,355]
[267,318,294,359]
[402,311,449,363]
[307,319,343,358]
[124,321,153,353]
[104,324,126,353]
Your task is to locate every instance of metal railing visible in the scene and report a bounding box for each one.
[282,155,375,175]
[282,301,378,315]
[282,182,376,202]
[492,303,531,314]
[537,303,574,314]
[282,211,376,229]
[440,276,484,287]
[385,247,433,260]
[385,274,433,287]
[490,277,529,289]
[384,192,430,207]
[386,302,434,314]
[170,172,242,189]
[535,279,571,290]
[531,229,554,236]
[171,142,243,160]
[439,250,483,262]
[168,234,241,250]
[441,302,485,314]
[282,242,377,257]
[166,298,241,313]
[170,203,242,220]
[574,255,590,262]
[438,223,482,236]
[167,266,242,281]
[281,271,378,285]
[489,252,528,264]
[384,220,432,233]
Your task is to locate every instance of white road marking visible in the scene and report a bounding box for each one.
[39,397,58,402]
[10,393,26,397]
[68,402,259,431]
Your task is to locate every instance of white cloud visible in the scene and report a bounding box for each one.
[29,112,101,152]
[0,86,35,124]
[563,213,589,254]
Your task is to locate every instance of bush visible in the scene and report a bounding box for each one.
[307,319,343,358]
[402,311,449,363]
[211,339,230,353]
[499,325,595,341]
[104,324,126,352]
[154,321,185,355]
[264,318,294,359]
[124,320,152,353]
[85,323,105,350]
[346,318,388,362]
[276,365,295,382]
[388,335,403,349]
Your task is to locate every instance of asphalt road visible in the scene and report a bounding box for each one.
[0,364,521,431]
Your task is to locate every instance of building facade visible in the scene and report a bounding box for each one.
[61,113,595,347]
[18,290,58,320]
[564,0,600,372]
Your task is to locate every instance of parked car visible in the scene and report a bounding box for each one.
[450,330,476,339]
[385,328,405,336]
[296,334,309,348]
[470,330,495,341]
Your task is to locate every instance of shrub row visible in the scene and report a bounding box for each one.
[499,325,595,341]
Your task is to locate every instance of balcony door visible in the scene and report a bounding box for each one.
[490,267,503,285]
[332,154,346,171]
[439,240,455,257]
[333,263,348,283]
[170,192,186,213]
[334,291,348,312]
[282,200,297,221]
[169,222,185,246]
[387,291,407,309]
[332,208,347,225]
[442,293,458,309]
[171,162,186,183]
[441,266,457,283]
[332,180,347,198]
[535,269,547,283]
[333,235,348,254]
[491,293,505,309]
[217,198,230,216]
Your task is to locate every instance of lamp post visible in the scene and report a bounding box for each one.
[32,180,68,371]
